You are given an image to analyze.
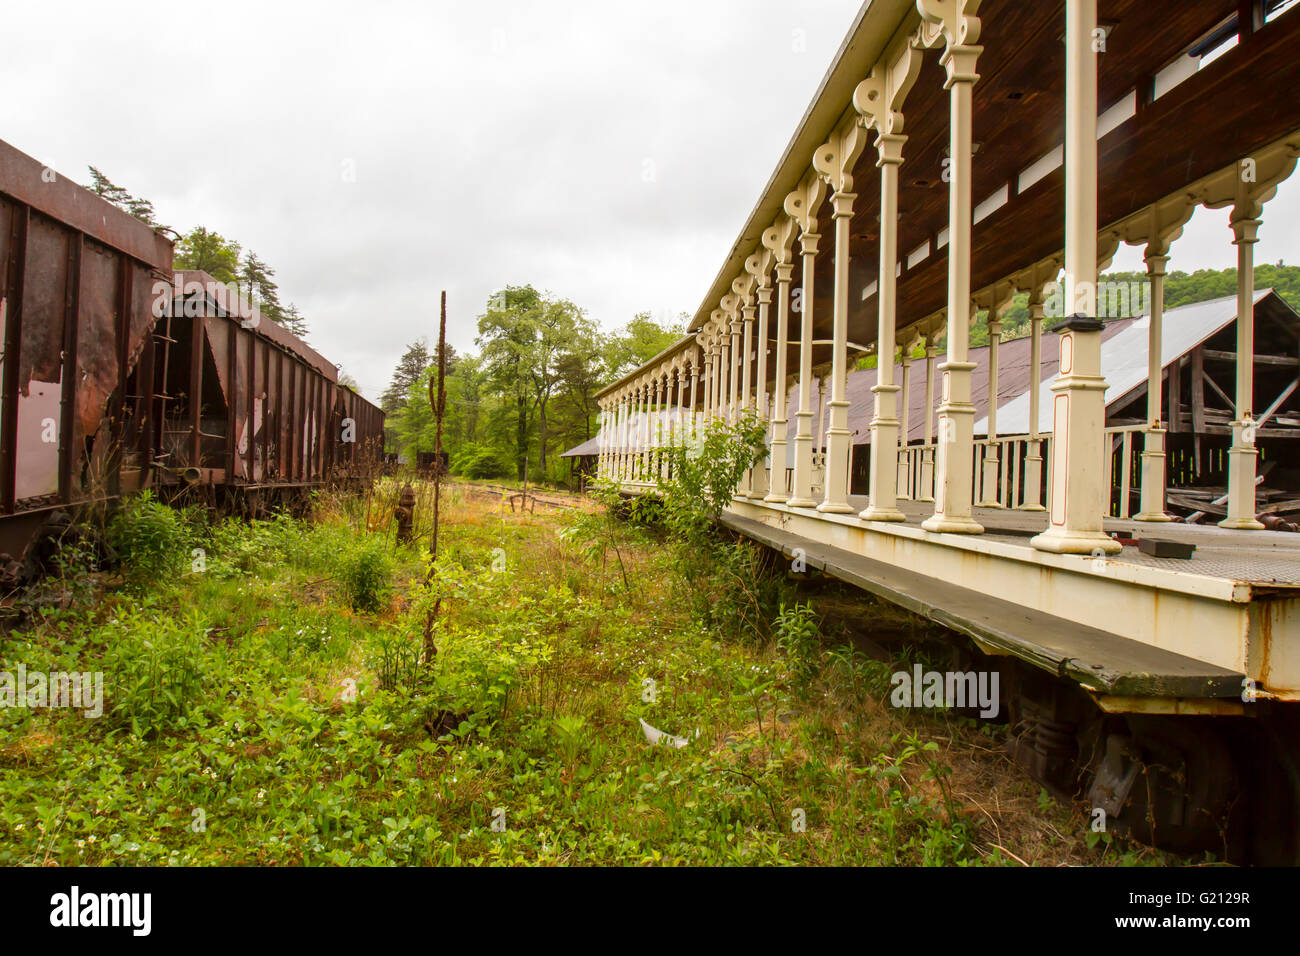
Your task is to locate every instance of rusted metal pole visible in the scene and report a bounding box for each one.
[422,290,448,662]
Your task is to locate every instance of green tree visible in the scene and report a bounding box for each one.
[239,251,283,325]
[279,302,309,340]
[603,311,685,379]
[174,227,242,284]
[477,286,546,481]
[382,339,433,416]
[85,166,163,228]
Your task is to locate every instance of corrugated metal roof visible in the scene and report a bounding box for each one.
[559,435,601,458]
[981,290,1266,436]
[777,317,1138,460]
[577,291,1277,461]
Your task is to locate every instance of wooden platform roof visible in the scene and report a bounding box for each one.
[600,0,1300,398]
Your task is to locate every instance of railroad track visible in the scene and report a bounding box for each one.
[457,482,583,511]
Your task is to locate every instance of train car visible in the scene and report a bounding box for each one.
[0,137,173,582]
[0,135,384,582]
[153,270,384,511]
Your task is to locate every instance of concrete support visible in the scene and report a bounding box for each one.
[1032,0,1120,555]
[921,17,983,535]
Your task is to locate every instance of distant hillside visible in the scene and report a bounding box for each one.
[970,263,1300,348]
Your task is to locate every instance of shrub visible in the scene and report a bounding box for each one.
[337,537,393,613]
[451,443,509,479]
[106,492,192,586]
[101,608,214,738]
[775,602,821,694]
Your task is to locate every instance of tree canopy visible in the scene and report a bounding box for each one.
[86,166,312,341]
[387,292,683,484]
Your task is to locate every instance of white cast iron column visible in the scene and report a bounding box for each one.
[920,331,939,502]
[751,252,774,499]
[1020,291,1046,510]
[1134,250,1172,521]
[921,4,983,535]
[897,340,914,500]
[787,183,823,508]
[1220,215,1265,529]
[1031,0,1120,555]
[766,254,795,503]
[814,130,865,514]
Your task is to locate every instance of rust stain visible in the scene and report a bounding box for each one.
[1258,602,1274,686]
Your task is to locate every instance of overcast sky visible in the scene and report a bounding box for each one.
[4,0,1298,401]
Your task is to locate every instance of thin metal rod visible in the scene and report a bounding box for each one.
[422,289,448,662]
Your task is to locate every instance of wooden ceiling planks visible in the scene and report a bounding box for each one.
[694,1,1294,400]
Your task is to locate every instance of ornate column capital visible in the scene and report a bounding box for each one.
[939,44,982,87]
[762,219,797,271]
[917,0,982,86]
[1144,253,1170,278]
[813,121,869,198]
[854,31,922,154]
[830,192,857,219]
[1232,218,1262,245]
[1197,141,1299,228]
[784,174,825,241]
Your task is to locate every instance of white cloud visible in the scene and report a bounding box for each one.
[6,0,1296,401]
[2,0,859,399]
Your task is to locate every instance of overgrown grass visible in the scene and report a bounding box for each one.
[0,481,1175,866]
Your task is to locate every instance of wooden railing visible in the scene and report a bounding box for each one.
[896,435,1052,510]
[609,427,1148,521]
[1103,424,1149,519]
[974,434,1053,511]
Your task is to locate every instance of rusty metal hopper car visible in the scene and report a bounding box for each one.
[153,270,384,512]
[0,135,384,583]
[0,138,173,582]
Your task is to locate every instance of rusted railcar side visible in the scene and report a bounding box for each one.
[0,138,173,578]
[156,270,383,497]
